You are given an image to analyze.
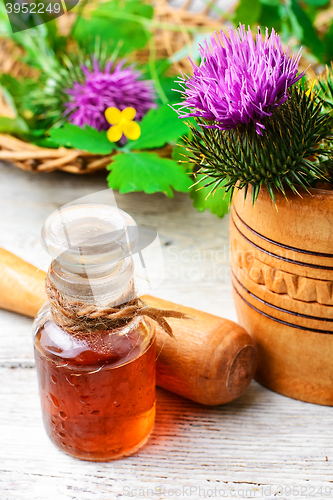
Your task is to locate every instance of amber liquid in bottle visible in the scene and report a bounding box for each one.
[34,317,155,461]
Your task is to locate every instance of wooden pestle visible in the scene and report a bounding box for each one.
[0,248,46,317]
[0,248,257,405]
[147,295,257,405]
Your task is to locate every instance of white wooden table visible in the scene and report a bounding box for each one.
[1,161,332,500]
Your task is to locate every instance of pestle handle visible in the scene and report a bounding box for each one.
[0,248,46,317]
[0,248,257,405]
[143,295,257,405]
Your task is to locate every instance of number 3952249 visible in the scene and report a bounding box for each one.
[5,3,61,13]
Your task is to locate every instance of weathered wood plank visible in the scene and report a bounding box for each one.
[1,367,333,499]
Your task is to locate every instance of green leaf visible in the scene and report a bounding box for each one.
[324,22,333,63]
[157,76,180,105]
[29,137,64,148]
[73,18,122,54]
[0,85,18,116]
[0,75,39,125]
[302,0,329,5]
[128,105,188,150]
[288,0,325,60]
[0,74,35,100]
[0,116,29,135]
[140,60,179,105]
[49,124,114,154]
[301,4,318,23]
[0,2,11,33]
[258,3,282,32]
[190,174,231,218]
[99,0,154,20]
[44,20,67,56]
[260,0,280,5]
[234,0,262,25]
[73,0,153,56]
[106,152,192,197]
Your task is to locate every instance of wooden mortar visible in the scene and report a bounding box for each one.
[230,186,333,405]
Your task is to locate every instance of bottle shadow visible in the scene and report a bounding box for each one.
[141,380,266,454]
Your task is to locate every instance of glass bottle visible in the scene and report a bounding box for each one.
[33,204,156,461]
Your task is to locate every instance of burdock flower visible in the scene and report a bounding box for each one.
[64,59,156,131]
[176,25,304,134]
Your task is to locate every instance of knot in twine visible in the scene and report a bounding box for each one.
[45,274,186,336]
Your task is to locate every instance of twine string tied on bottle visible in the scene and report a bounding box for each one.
[45,274,186,336]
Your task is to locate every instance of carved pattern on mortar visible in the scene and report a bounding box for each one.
[231,240,333,306]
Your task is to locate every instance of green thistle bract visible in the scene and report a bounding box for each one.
[316,63,333,111]
[185,85,332,204]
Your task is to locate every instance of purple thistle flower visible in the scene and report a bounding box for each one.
[176,25,304,135]
[64,59,156,131]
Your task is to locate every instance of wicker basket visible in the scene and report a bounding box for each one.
[0,0,227,174]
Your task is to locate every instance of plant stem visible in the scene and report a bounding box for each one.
[70,0,89,38]
[148,38,168,104]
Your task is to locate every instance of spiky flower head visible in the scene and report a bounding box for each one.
[177,25,303,135]
[175,25,333,204]
[64,59,156,131]
[185,85,333,204]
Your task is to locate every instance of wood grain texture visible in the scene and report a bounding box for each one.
[1,368,333,500]
[0,248,46,317]
[1,161,333,499]
[231,188,333,406]
[145,295,257,405]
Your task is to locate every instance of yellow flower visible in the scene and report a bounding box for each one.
[105,107,141,143]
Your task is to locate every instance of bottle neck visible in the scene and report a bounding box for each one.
[41,203,139,308]
[48,255,136,308]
